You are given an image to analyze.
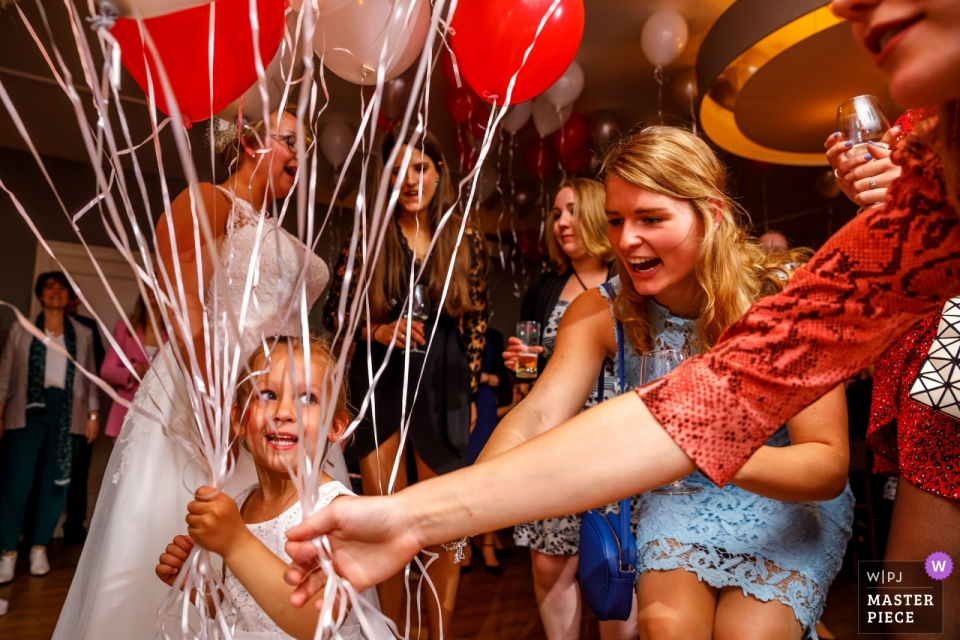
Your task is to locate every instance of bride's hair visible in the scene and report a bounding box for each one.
[600,126,811,354]
[220,106,313,175]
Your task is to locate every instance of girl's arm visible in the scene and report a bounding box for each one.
[729,384,850,501]
[100,321,136,388]
[187,488,328,640]
[476,288,613,462]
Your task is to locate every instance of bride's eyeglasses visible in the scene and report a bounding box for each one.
[269,134,297,153]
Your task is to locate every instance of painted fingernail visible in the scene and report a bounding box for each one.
[833,132,840,138]
[864,153,873,160]
[844,141,852,147]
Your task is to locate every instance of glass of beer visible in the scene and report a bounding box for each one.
[515,321,540,379]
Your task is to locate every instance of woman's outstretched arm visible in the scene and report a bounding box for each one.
[284,392,694,600]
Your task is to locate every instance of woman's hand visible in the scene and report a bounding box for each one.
[371,319,425,349]
[824,127,901,206]
[84,418,99,444]
[502,336,542,371]
[156,535,194,588]
[284,495,422,606]
[186,486,250,558]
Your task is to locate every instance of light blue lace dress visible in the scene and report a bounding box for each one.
[635,292,855,638]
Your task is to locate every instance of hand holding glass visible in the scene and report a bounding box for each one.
[405,284,430,354]
[641,349,702,496]
[515,321,540,379]
[837,95,891,158]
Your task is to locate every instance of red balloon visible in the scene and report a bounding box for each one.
[377,110,393,132]
[524,136,557,180]
[454,126,479,172]
[450,0,584,106]
[561,144,590,174]
[516,228,546,263]
[112,0,285,124]
[445,86,484,125]
[551,112,588,157]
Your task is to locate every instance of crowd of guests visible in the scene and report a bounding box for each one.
[0,0,957,637]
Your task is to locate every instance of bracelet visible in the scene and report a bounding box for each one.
[88,411,99,421]
[369,324,381,342]
[441,537,469,563]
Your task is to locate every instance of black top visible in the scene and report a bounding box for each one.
[519,270,573,374]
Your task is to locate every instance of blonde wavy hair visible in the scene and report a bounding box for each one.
[235,335,352,428]
[545,178,616,274]
[600,126,812,354]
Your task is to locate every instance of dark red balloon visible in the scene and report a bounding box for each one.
[377,110,393,132]
[551,112,588,157]
[560,144,590,174]
[749,160,774,174]
[450,0,584,106]
[454,126,479,172]
[516,228,546,263]
[524,136,557,180]
[112,0,285,124]
[445,86,484,125]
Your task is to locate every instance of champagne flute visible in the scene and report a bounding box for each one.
[406,284,430,354]
[642,349,703,496]
[837,95,891,158]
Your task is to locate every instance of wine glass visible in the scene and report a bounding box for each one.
[837,95,891,158]
[642,349,702,496]
[406,284,430,354]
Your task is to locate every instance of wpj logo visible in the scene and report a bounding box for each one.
[859,560,945,634]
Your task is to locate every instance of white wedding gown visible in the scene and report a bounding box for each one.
[54,190,377,639]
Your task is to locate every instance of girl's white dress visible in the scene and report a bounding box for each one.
[225,481,363,640]
[53,189,341,639]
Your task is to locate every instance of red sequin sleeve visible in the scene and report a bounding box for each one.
[637,125,960,486]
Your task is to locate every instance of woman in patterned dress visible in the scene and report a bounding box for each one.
[322,127,487,640]
[500,178,635,639]
[284,0,960,633]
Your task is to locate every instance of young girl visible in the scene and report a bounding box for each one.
[156,336,363,640]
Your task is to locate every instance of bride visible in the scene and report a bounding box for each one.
[54,108,335,639]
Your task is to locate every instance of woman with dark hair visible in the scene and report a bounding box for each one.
[323,126,488,639]
[99,289,169,441]
[0,271,98,583]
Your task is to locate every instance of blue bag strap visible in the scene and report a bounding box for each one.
[599,283,632,567]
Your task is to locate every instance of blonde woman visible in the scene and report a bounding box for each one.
[288,127,854,640]
[497,178,633,639]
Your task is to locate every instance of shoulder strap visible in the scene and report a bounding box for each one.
[598,282,631,538]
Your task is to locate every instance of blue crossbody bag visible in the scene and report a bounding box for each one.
[577,282,636,621]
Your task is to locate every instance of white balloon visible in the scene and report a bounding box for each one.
[542,61,584,109]
[320,121,355,166]
[501,101,533,134]
[218,12,306,123]
[105,0,211,19]
[641,10,689,67]
[532,95,572,138]
[314,0,431,86]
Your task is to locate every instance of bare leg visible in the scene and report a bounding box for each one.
[598,596,638,640]
[883,475,960,640]
[358,431,407,631]
[481,531,500,571]
[530,551,581,640]
[636,569,716,640]
[415,453,460,640]
[712,586,803,640]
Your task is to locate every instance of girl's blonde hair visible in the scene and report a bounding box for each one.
[545,178,616,273]
[235,335,351,425]
[600,126,811,354]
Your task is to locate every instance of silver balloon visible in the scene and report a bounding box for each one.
[501,100,533,134]
[326,161,360,198]
[814,168,842,199]
[590,109,624,153]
